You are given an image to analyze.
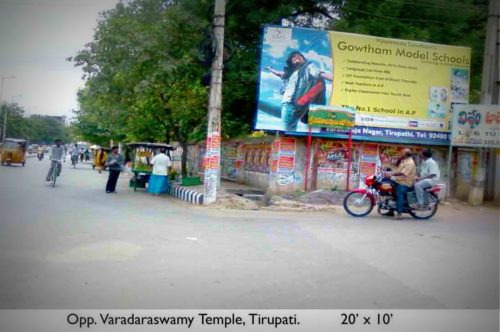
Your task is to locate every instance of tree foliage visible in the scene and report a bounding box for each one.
[0,103,71,143]
[71,0,209,149]
[71,0,488,151]
[330,0,488,101]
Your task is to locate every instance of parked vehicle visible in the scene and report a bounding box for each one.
[343,172,440,220]
[1,138,27,166]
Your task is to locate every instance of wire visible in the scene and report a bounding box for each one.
[378,0,487,9]
[340,6,487,26]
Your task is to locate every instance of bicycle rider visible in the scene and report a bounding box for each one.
[70,144,79,165]
[46,139,66,182]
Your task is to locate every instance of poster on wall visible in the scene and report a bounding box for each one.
[255,26,471,145]
[269,137,297,174]
[451,104,500,148]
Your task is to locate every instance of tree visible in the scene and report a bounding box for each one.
[330,0,488,101]
[0,103,71,143]
[26,115,71,144]
[0,103,30,139]
[71,0,209,175]
[182,0,340,138]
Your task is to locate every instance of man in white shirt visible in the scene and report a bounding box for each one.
[151,148,171,176]
[148,148,172,195]
[412,149,441,209]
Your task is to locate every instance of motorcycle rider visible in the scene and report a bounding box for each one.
[384,148,417,220]
[37,146,44,160]
[411,149,440,210]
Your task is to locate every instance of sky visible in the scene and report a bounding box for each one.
[0,0,120,118]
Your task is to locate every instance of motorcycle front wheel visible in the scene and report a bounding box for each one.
[343,192,374,217]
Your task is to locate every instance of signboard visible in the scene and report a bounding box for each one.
[255,26,471,145]
[451,104,500,148]
[308,105,355,130]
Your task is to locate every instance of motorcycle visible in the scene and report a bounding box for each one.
[37,152,44,161]
[343,172,440,220]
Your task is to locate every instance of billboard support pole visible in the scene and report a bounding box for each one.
[304,126,312,192]
[346,129,352,191]
[446,144,453,200]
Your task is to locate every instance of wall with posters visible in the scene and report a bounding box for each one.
[221,142,239,180]
[310,140,449,192]
[255,26,471,145]
[240,141,272,189]
[312,139,361,190]
[268,136,307,194]
[187,136,451,195]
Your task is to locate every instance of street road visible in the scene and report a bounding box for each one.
[0,156,498,309]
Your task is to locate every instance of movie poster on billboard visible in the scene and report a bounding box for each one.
[256,26,333,133]
[255,26,471,145]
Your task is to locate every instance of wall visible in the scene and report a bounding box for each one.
[310,140,450,193]
[267,136,306,194]
[454,149,475,200]
[186,136,452,197]
[239,140,272,190]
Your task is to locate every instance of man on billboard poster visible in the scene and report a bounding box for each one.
[266,50,332,131]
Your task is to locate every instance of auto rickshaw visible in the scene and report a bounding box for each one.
[1,138,27,166]
[127,142,175,191]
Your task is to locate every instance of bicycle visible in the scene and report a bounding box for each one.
[71,155,78,168]
[49,160,62,187]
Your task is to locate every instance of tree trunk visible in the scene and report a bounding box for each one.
[181,141,188,177]
[165,127,170,145]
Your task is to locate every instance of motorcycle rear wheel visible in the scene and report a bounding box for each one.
[343,192,374,217]
[409,193,439,220]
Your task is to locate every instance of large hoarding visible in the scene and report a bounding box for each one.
[255,26,471,145]
[451,104,500,148]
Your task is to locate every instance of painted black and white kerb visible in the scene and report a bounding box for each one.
[169,184,204,205]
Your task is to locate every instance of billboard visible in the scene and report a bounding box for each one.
[255,26,471,145]
[451,104,500,148]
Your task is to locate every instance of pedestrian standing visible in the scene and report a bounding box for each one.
[148,148,171,195]
[105,146,124,193]
[94,147,108,174]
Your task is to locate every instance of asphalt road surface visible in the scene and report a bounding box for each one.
[0,155,498,309]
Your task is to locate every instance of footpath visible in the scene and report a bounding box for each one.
[167,179,348,212]
[162,178,499,213]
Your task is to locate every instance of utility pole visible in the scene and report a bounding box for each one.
[0,76,16,143]
[469,0,500,205]
[203,0,226,204]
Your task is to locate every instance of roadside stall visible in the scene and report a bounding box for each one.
[127,142,175,191]
[1,138,27,166]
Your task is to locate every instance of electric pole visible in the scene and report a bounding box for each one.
[1,76,16,143]
[204,0,226,204]
[470,0,500,204]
